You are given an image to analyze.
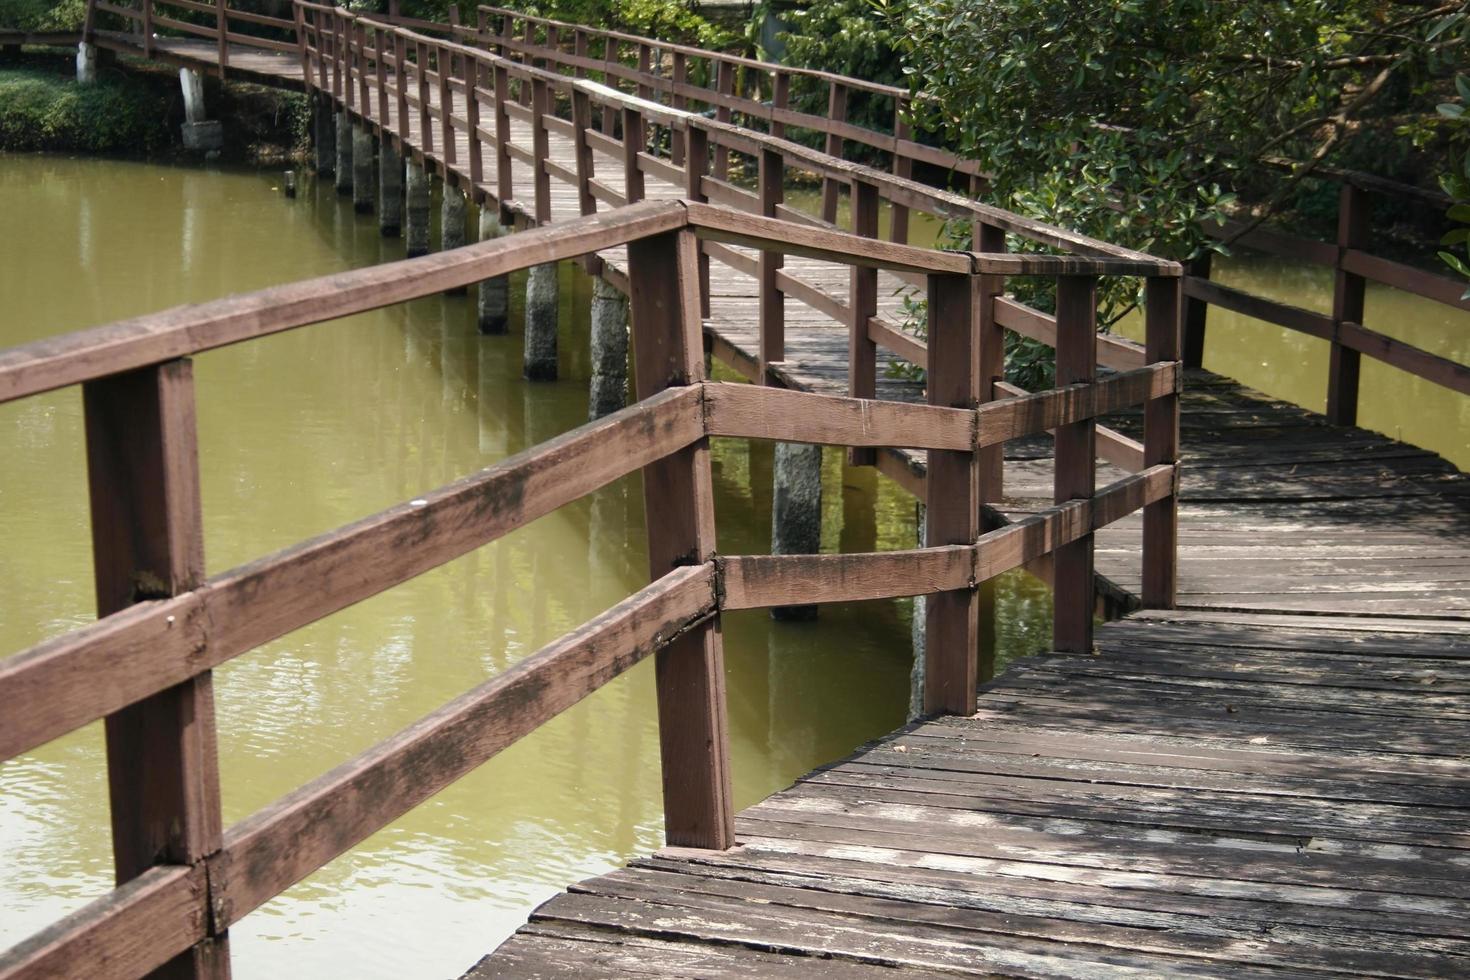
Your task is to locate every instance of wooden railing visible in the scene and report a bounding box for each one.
[1189,177,1469,424]
[0,198,1181,979]
[86,0,298,71]
[287,2,1171,496]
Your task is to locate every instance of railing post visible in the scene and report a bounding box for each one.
[1328,182,1368,426]
[571,89,596,215]
[770,71,789,141]
[1181,251,1210,369]
[573,28,588,79]
[356,22,369,114]
[601,38,618,132]
[685,125,711,320]
[627,229,734,850]
[636,43,653,102]
[438,44,456,169]
[670,52,688,165]
[1143,275,1182,608]
[417,41,433,156]
[891,98,912,244]
[847,177,879,465]
[375,27,389,132]
[394,31,408,142]
[1053,275,1098,654]
[820,81,848,223]
[493,63,512,210]
[83,360,229,979]
[531,76,551,223]
[712,60,734,180]
[973,222,1006,511]
[215,0,227,73]
[142,0,154,57]
[622,105,645,205]
[923,273,979,716]
[758,146,784,378]
[466,57,484,191]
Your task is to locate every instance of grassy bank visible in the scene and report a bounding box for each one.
[0,52,309,161]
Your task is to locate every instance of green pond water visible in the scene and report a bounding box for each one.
[0,155,1056,977]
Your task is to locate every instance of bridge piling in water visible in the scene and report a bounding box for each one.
[588,277,628,418]
[75,42,96,84]
[351,123,374,214]
[379,141,402,237]
[179,68,222,152]
[440,182,467,294]
[770,442,823,622]
[405,159,430,257]
[523,264,558,381]
[312,94,334,176]
[477,211,510,334]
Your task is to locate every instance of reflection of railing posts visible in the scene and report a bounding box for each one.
[821,81,848,223]
[627,229,735,850]
[923,273,979,715]
[758,146,784,379]
[1144,275,1183,609]
[848,176,880,466]
[1053,275,1099,655]
[83,360,229,979]
[1328,183,1369,426]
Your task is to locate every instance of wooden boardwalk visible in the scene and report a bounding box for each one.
[80,18,1470,980]
[471,611,1470,978]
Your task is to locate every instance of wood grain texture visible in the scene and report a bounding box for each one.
[721,548,974,610]
[703,383,974,451]
[923,274,979,717]
[0,866,209,980]
[1051,276,1097,655]
[81,360,228,979]
[628,229,734,850]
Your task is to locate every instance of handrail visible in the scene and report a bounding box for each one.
[0,189,1183,977]
[1188,190,1470,419]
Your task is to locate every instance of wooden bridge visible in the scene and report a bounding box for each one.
[1,3,1467,977]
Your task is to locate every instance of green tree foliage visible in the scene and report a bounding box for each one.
[755,0,905,149]
[868,0,1468,385]
[0,68,172,152]
[0,0,88,31]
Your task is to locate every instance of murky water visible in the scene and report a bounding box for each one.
[0,156,1057,977]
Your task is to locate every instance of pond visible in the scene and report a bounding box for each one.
[0,155,1054,977]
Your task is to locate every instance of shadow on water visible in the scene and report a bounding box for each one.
[0,155,1051,978]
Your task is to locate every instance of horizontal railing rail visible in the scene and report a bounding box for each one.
[1188,182,1469,421]
[0,196,1181,979]
[288,0,1172,503]
[88,0,298,70]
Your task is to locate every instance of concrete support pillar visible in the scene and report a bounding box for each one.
[379,140,402,236]
[313,95,335,175]
[909,502,926,720]
[352,124,375,214]
[477,211,511,333]
[334,113,353,195]
[523,263,559,381]
[588,277,629,418]
[179,68,222,152]
[405,159,431,257]
[770,441,823,622]
[76,42,97,84]
[441,182,467,294]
